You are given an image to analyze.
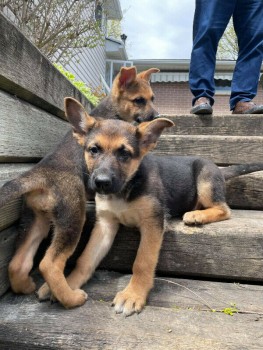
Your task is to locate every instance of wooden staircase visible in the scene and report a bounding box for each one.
[2,13,263,349]
[0,115,263,350]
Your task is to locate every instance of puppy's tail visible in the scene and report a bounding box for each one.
[221,163,263,180]
[0,171,47,208]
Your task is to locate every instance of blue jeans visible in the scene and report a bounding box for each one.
[189,0,263,110]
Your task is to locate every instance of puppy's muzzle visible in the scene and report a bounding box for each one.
[94,174,112,193]
[135,109,160,123]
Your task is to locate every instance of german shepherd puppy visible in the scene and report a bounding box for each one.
[0,66,159,308]
[63,101,263,316]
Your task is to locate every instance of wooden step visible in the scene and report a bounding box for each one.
[155,134,263,165]
[162,114,263,136]
[0,90,69,162]
[0,270,263,349]
[1,208,262,298]
[0,168,261,238]
[87,209,263,283]
[226,171,263,209]
[0,164,33,231]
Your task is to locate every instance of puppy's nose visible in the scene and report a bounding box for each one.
[94,174,112,192]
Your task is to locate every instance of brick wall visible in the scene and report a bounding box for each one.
[152,82,263,115]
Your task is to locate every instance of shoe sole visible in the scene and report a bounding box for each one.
[232,106,263,114]
[190,104,213,115]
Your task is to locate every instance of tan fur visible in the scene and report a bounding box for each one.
[93,133,132,152]
[39,240,87,309]
[183,176,231,225]
[4,66,160,308]
[5,66,164,309]
[55,114,174,314]
[26,189,56,213]
[65,195,164,316]
[9,212,50,294]
[183,204,231,225]
[110,67,159,123]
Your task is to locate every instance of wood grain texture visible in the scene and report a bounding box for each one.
[0,90,70,162]
[1,208,262,298]
[0,13,92,119]
[0,164,33,182]
[0,271,263,350]
[226,171,263,209]
[0,164,33,231]
[155,134,263,165]
[0,226,17,297]
[81,270,263,313]
[0,165,261,233]
[71,208,263,282]
[162,114,263,136]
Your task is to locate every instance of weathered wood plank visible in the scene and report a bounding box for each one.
[0,199,22,233]
[155,135,263,164]
[226,171,263,210]
[0,164,33,182]
[97,210,263,281]
[162,114,263,136]
[0,90,70,162]
[0,165,262,233]
[0,13,92,119]
[67,208,263,282]
[0,163,261,234]
[2,206,263,294]
[0,164,33,231]
[0,272,263,349]
[80,270,263,313]
[0,227,17,297]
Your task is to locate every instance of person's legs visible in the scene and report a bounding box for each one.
[189,0,236,107]
[230,0,263,111]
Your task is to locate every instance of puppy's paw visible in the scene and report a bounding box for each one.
[183,211,205,225]
[37,282,51,301]
[112,288,146,317]
[11,276,36,295]
[63,289,88,309]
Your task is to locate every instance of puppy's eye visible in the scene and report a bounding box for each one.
[117,148,132,162]
[88,145,100,156]
[133,97,146,106]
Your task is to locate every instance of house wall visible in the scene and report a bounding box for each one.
[152,82,263,115]
[66,44,106,90]
[64,2,106,90]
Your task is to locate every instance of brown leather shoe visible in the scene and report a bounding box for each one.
[190,97,213,115]
[232,101,263,114]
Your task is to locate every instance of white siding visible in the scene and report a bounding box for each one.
[66,44,106,89]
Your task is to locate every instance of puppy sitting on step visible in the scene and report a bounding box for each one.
[0,66,159,308]
[64,99,263,316]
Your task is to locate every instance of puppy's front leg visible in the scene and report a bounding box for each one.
[113,220,164,316]
[66,217,119,290]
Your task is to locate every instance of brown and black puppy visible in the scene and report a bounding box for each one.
[0,66,159,308]
[63,101,263,316]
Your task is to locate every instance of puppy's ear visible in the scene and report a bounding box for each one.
[64,97,96,146]
[137,68,160,82]
[64,97,96,135]
[137,118,174,155]
[118,66,137,89]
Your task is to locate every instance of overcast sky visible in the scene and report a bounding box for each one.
[119,0,195,59]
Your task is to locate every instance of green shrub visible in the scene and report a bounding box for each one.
[54,63,100,106]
